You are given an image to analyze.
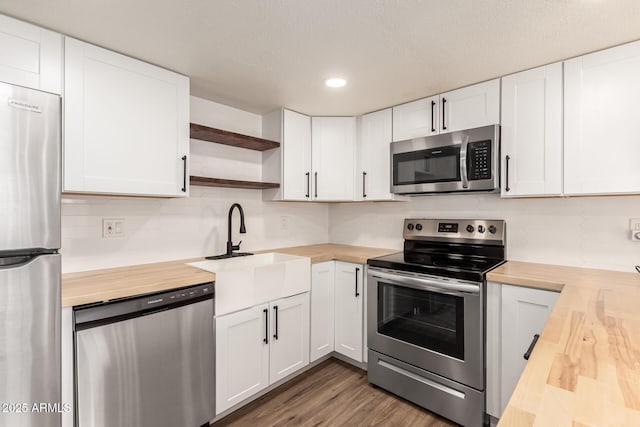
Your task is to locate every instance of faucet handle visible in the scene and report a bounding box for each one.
[231,240,241,251]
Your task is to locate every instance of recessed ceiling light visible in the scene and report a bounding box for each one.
[325,78,347,88]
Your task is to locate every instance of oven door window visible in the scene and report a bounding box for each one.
[393,145,460,185]
[377,282,464,360]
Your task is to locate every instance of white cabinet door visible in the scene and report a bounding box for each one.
[392,96,438,141]
[501,63,563,197]
[310,262,335,362]
[357,108,394,201]
[334,262,364,362]
[311,117,356,201]
[269,293,310,383]
[440,79,500,133]
[565,40,640,195]
[216,304,270,414]
[283,109,312,200]
[500,284,558,415]
[64,37,190,197]
[0,14,62,94]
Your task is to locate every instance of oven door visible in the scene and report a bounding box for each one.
[367,267,484,390]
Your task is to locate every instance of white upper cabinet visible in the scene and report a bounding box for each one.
[282,110,312,200]
[440,79,500,133]
[501,63,563,197]
[334,262,364,363]
[64,37,189,197]
[0,14,62,94]
[357,108,396,201]
[564,40,640,195]
[311,117,356,201]
[262,109,312,201]
[392,96,438,141]
[392,80,499,142]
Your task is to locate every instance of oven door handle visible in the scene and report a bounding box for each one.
[368,270,480,295]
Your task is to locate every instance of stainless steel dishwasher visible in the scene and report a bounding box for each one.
[74,282,215,427]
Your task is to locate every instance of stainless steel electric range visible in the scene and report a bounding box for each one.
[367,218,506,427]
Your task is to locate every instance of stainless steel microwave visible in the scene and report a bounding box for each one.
[391,124,500,195]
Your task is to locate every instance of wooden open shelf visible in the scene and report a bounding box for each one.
[190,123,280,151]
[190,176,280,190]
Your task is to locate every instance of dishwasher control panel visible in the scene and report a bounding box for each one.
[148,284,214,307]
[74,282,215,330]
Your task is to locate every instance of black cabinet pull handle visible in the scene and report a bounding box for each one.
[362,172,367,198]
[314,172,318,198]
[181,155,187,192]
[263,308,268,344]
[505,155,511,192]
[355,267,360,297]
[441,98,447,130]
[431,100,436,132]
[305,172,310,198]
[273,305,279,340]
[523,334,540,360]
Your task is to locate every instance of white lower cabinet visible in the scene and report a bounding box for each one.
[334,261,364,362]
[216,293,309,415]
[310,262,335,361]
[216,303,270,414]
[310,261,365,364]
[486,282,559,419]
[269,294,310,383]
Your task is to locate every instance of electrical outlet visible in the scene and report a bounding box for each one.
[631,219,640,241]
[103,218,125,238]
[280,215,289,231]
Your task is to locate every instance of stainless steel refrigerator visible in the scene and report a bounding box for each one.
[0,81,61,427]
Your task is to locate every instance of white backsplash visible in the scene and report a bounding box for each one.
[329,194,640,273]
[61,187,329,273]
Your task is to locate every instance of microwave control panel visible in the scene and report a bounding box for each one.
[467,140,492,180]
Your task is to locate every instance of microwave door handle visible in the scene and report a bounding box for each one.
[368,270,479,295]
[460,139,469,189]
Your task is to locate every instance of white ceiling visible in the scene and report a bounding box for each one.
[2,1,640,116]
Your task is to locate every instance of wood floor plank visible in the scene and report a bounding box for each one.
[212,359,458,427]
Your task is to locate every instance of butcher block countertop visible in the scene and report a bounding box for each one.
[61,243,398,307]
[487,261,640,426]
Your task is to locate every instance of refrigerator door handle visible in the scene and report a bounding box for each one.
[0,254,40,269]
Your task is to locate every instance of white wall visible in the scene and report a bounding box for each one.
[329,194,640,273]
[61,97,329,273]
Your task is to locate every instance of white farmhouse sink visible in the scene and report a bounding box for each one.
[187,253,311,316]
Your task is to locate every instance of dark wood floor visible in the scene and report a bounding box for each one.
[211,358,457,427]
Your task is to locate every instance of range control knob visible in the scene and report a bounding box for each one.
[407,223,414,231]
[488,225,497,234]
[477,225,486,233]
[416,224,423,231]
[466,225,475,233]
